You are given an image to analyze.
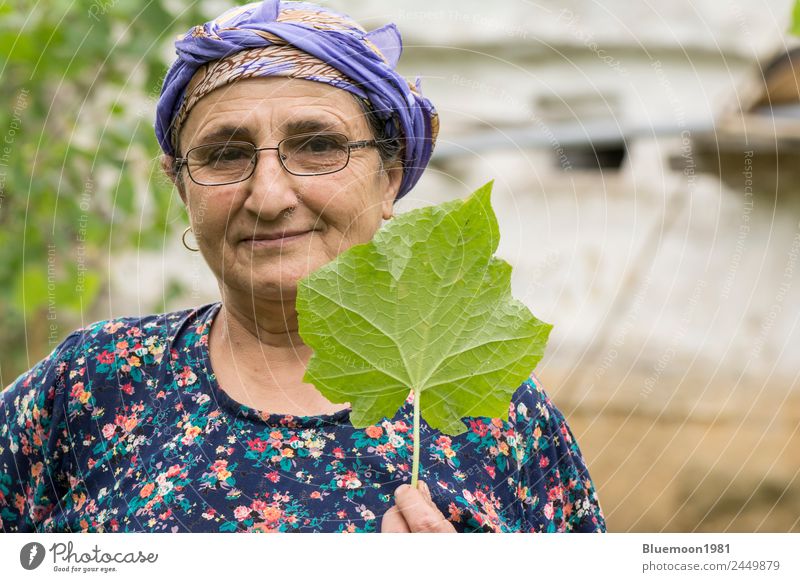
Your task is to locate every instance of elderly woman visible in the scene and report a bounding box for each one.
[0,0,605,533]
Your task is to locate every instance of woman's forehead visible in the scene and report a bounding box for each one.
[179,77,366,145]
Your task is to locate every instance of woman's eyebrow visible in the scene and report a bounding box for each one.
[196,124,252,144]
[282,118,342,134]
[195,118,346,145]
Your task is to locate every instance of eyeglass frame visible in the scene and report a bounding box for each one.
[172,131,379,186]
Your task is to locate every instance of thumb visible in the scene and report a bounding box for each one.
[419,480,437,509]
[380,504,411,533]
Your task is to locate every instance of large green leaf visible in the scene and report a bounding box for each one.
[296,180,553,438]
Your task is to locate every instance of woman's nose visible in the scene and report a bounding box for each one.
[241,148,301,219]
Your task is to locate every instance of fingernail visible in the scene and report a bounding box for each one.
[395,484,407,497]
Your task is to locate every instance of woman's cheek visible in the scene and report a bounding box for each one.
[311,228,340,266]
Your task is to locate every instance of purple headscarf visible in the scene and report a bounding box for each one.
[155,0,439,200]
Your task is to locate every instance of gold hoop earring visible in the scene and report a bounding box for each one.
[182,226,199,252]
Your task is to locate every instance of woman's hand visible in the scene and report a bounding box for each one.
[381,480,457,533]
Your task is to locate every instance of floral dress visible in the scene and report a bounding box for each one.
[0,301,606,533]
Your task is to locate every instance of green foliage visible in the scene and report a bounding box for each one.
[296,181,552,484]
[793,0,800,36]
[0,1,233,382]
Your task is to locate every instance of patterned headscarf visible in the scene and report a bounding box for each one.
[155,0,439,200]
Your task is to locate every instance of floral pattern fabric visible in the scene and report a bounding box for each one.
[1,301,606,533]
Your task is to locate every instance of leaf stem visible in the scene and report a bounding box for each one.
[411,387,420,488]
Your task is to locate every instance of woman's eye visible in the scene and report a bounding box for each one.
[191,145,250,166]
[300,136,339,154]
[213,146,250,162]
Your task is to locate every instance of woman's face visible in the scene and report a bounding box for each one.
[169,77,402,300]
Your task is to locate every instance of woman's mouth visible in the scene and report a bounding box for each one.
[241,230,315,249]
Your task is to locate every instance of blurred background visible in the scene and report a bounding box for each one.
[1,0,798,532]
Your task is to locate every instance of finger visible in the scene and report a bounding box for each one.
[394,483,456,533]
[380,504,411,533]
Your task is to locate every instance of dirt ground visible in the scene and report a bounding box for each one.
[542,368,800,532]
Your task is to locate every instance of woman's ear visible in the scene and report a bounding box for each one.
[381,162,403,220]
[160,153,187,205]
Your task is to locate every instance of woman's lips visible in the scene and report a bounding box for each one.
[241,230,314,248]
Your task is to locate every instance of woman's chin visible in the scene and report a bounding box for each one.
[232,270,312,299]
[222,252,331,298]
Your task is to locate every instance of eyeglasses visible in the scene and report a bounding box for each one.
[173,131,378,186]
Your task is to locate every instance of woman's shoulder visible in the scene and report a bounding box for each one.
[60,301,221,384]
[70,301,219,345]
[506,371,586,466]
[2,301,219,398]
[506,372,607,532]
[508,371,558,428]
